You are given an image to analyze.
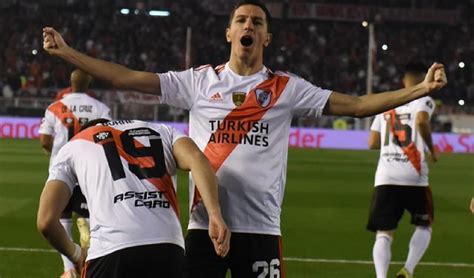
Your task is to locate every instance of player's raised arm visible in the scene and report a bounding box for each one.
[172,137,231,257]
[42,27,160,95]
[323,63,447,117]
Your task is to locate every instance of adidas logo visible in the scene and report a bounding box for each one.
[209,92,223,102]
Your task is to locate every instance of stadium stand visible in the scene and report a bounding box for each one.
[1,0,472,129]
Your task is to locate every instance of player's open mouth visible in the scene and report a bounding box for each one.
[240,35,253,47]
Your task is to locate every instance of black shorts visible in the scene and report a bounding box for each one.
[184,229,285,278]
[82,243,184,278]
[367,185,434,232]
[64,186,89,218]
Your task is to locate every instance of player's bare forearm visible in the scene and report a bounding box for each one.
[37,181,77,260]
[173,138,229,256]
[416,111,435,154]
[324,63,447,117]
[326,84,428,117]
[186,151,221,216]
[60,47,160,94]
[368,131,381,149]
[173,138,222,215]
[43,27,160,95]
[60,46,130,86]
[39,217,77,258]
[39,134,53,155]
[361,83,428,116]
[417,122,435,153]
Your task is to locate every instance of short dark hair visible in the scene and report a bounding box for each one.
[404,62,426,75]
[80,118,110,131]
[228,0,272,33]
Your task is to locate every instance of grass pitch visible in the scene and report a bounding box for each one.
[0,139,472,277]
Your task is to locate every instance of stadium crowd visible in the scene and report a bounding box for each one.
[1,0,473,121]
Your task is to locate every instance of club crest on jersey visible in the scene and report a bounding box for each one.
[232,92,246,106]
[255,89,271,108]
[64,117,74,124]
[94,131,112,142]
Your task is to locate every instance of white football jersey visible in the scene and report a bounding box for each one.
[38,92,111,166]
[371,96,435,187]
[159,62,332,235]
[47,120,186,260]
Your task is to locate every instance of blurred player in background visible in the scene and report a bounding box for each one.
[38,69,111,278]
[42,1,447,276]
[54,86,97,101]
[55,87,73,101]
[37,119,230,277]
[367,62,437,278]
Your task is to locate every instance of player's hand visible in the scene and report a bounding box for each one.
[208,214,231,257]
[428,150,438,162]
[73,247,87,275]
[422,62,447,94]
[43,27,69,56]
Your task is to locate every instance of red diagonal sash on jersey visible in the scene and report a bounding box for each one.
[205,75,289,172]
[74,126,180,217]
[48,101,82,136]
[191,75,290,209]
[386,109,422,175]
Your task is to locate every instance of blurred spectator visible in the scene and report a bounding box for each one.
[1,0,472,122]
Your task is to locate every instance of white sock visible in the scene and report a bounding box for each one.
[373,233,392,278]
[59,218,75,272]
[404,226,432,274]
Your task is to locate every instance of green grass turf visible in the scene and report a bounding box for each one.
[0,139,472,277]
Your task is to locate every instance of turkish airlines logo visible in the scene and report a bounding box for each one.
[209,92,223,103]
